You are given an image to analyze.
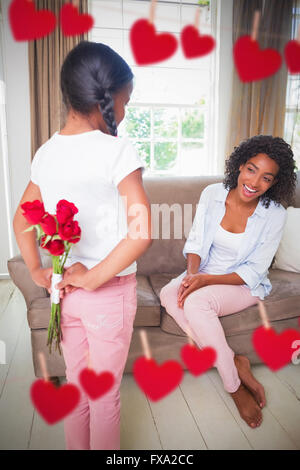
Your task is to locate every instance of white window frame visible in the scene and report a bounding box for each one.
[121,102,207,175]
[284,5,300,168]
[88,0,229,176]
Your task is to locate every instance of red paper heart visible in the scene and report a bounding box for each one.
[79,368,114,400]
[130,19,178,65]
[181,25,215,59]
[30,379,80,425]
[233,35,282,82]
[60,4,94,37]
[9,0,56,41]
[181,344,216,376]
[133,357,183,401]
[252,326,300,371]
[284,40,300,74]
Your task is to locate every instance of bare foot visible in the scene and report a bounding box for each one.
[234,355,266,409]
[231,383,263,428]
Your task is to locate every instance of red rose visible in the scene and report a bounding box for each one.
[56,200,78,224]
[40,213,57,236]
[41,236,65,256]
[69,221,81,244]
[58,220,81,244]
[40,235,49,248]
[21,200,45,224]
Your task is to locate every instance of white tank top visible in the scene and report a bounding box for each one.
[201,224,245,275]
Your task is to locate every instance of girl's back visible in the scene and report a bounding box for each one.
[31,129,144,274]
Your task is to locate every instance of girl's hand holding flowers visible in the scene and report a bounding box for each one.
[30,266,73,298]
[55,262,88,291]
[177,273,209,308]
[31,266,53,292]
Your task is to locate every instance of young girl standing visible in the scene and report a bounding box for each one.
[13,41,152,450]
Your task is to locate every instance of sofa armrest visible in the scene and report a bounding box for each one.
[7,255,48,309]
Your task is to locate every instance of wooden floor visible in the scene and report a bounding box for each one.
[0,280,300,450]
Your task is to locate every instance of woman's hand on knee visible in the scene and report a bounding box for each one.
[177,283,187,308]
[177,274,209,307]
[177,274,195,307]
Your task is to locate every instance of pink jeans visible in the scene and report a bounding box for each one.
[60,273,137,450]
[160,272,259,393]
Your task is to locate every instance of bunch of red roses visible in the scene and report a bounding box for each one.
[21,199,81,252]
[21,199,81,354]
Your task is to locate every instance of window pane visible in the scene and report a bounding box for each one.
[124,107,150,138]
[154,142,177,171]
[182,109,205,139]
[154,108,178,138]
[292,112,300,170]
[285,111,296,144]
[180,142,206,175]
[135,142,151,168]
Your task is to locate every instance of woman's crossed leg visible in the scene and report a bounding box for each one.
[160,276,265,428]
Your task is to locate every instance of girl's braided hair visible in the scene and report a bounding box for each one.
[224,135,297,208]
[60,41,133,136]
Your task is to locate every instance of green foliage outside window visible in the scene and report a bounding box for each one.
[182,109,204,139]
[125,106,205,171]
[154,108,178,138]
[125,107,150,138]
[154,142,177,170]
[134,142,151,167]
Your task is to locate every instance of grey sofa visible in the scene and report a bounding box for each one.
[7,175,300,379]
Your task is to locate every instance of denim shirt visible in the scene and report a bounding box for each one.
[183,183,287,300]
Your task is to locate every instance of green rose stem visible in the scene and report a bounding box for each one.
[47,242,73,354]
[61,243,71,270]
[47,245,71,355]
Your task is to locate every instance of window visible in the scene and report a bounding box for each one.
[89,0,217,176]
[284,4,300,170]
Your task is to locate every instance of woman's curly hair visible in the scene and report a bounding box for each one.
[223,135,297,208]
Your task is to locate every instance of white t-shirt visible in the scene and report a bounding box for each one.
[31,130,145,276]
[201,224,245,275]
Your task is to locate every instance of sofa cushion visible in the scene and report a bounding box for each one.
[27,297,51,329]
[135,275,161,327]
[149,269,300,337]
[265,268,300,300]
[28,274,161,329]
[137,176,224,276]
[149,272,182,299]
[273,207,300,273]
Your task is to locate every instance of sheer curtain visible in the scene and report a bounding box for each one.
[226,0,295,157]
[284,0,300,169]
[28,0,89,160]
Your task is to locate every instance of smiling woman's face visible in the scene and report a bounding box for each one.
[237,153,280,202]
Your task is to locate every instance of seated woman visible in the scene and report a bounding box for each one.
[160,135,296,429]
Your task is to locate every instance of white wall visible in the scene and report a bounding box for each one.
[0,0,31,276]
[0,6,12,276]
[215,0,233,174]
